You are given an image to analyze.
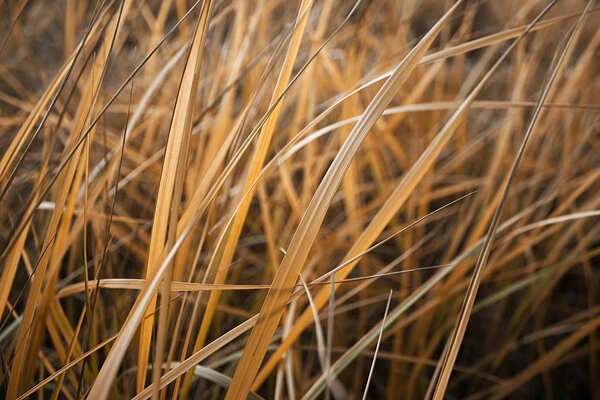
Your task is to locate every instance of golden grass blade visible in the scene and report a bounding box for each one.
[191,0,314,358]
[56,279,271,298]
[225,2,464,398]
[135,0,214,393]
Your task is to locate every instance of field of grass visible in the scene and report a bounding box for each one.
[0,0,599,398]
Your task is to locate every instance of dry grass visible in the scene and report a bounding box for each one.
[0,0,599,399]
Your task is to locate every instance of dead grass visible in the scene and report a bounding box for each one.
[0,0,599,399]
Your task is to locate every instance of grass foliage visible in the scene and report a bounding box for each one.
[0,0,599,398]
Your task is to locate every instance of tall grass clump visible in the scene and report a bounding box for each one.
[0,0,599,398]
